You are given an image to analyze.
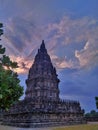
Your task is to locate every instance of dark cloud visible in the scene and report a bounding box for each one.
[60,79,87,96]
[59,68,78,75]
[58,65,98,112]
[91,66,98,76]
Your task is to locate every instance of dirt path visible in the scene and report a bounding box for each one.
[87,121,98,124]
[0,124,53,130]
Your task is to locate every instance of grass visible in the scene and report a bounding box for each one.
[53,124,98,130]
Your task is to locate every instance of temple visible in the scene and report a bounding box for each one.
[25,40,60,102]
[3,40,85,127]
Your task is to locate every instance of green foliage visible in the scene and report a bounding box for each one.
[85,110,98,117]
[0,45,5,54]
[0,23,3,40]
[0,68,23,109]
[1,55,18,68]
[0,23,23,110]
[95,97,98,109]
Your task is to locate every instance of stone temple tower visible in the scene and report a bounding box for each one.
[3,40,85,127]
[25,40,60,101]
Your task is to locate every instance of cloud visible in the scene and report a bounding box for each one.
[3,15,47,56]
[46,16,98,70]
[50,55,73,69]
[47,16,98,44]
[10,55,33,74]
[2,14,98,74]
[75,40,98,69]
[1,0,98,113]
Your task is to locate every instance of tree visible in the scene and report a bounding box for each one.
[0,23,23,110]
[95,97,98,109]
[85,110,98,117]
[0,23,3,39]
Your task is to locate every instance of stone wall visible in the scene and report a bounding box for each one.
[3,112,86,128]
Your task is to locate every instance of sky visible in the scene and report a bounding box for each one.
[0,0,98,112]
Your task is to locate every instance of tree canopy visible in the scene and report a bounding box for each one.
[85,110,98,117]
[95,97,98,109]
[0,23,23,110]
[0,23,3,35]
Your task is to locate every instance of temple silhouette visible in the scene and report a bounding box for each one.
[3,40,85,127]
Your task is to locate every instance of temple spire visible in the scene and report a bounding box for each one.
[40,40,47,53]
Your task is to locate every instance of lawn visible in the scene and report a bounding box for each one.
[53,124,98,130]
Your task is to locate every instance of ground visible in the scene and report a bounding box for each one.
[0,123,98,130]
